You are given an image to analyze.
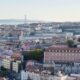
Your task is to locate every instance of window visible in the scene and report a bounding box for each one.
[61,50,64,52]
[49,50,51,52]
[72,50,74,53]
[70,50,72,52]
[75,50,78,53]
[68,50,70,52]
[58,50,60,52]
[66,50,67,53]
[55,50,58,52]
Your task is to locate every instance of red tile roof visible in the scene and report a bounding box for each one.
[11,53,21,60]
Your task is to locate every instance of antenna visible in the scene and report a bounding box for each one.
[24,15,27,24]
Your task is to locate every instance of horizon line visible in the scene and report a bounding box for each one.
[0,18,80,23]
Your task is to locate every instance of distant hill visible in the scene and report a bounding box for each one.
[0,19,44,25]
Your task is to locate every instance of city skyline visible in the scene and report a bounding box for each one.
[0,0,80,21]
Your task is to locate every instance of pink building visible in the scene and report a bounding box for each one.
[44,45,80,63]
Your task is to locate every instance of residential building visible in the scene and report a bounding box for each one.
[12,61,21,73]
[21,70,70,80]
[2,59,11,69]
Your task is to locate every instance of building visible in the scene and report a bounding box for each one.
[11,52,21,60]
[12,61,21,73]
[2,58,11,69]
[44,45,80,64]
[21,70,70,80]
[0,77,7,80]
[2,56,21,73]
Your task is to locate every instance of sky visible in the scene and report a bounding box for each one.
[0,0,80,21]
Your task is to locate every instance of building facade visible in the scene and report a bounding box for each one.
[2,59,11,69]
[21,70,69,80]
[44,46,80,63]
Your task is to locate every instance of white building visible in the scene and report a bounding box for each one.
[2,58,21,73]
[21,70,70,80]
[2,59,11,69]
[12,61,21,73]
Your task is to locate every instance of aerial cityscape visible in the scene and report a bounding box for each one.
[0,0,80,80]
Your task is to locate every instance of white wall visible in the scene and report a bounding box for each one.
[21,70,68,80]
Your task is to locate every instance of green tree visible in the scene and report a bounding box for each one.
[22,49,44,62]
[67,40,74,47]
[0,66,8,77]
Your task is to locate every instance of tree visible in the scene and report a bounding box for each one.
[27,75,32,80]
[0,66,7,71]
[0,66,8,77]
[67,40,74,47]
[78,38,80,42]
[8,33,13,37]
[22,49,44,62]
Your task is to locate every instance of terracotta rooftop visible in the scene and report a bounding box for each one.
[45,45,80,52]
[11,53,21,58]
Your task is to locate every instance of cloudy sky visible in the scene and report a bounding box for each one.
[0,0,80,21]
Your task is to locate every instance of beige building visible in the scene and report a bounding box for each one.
[12,61,21,73]
[2,59,11,69]
[2,58,21,72]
